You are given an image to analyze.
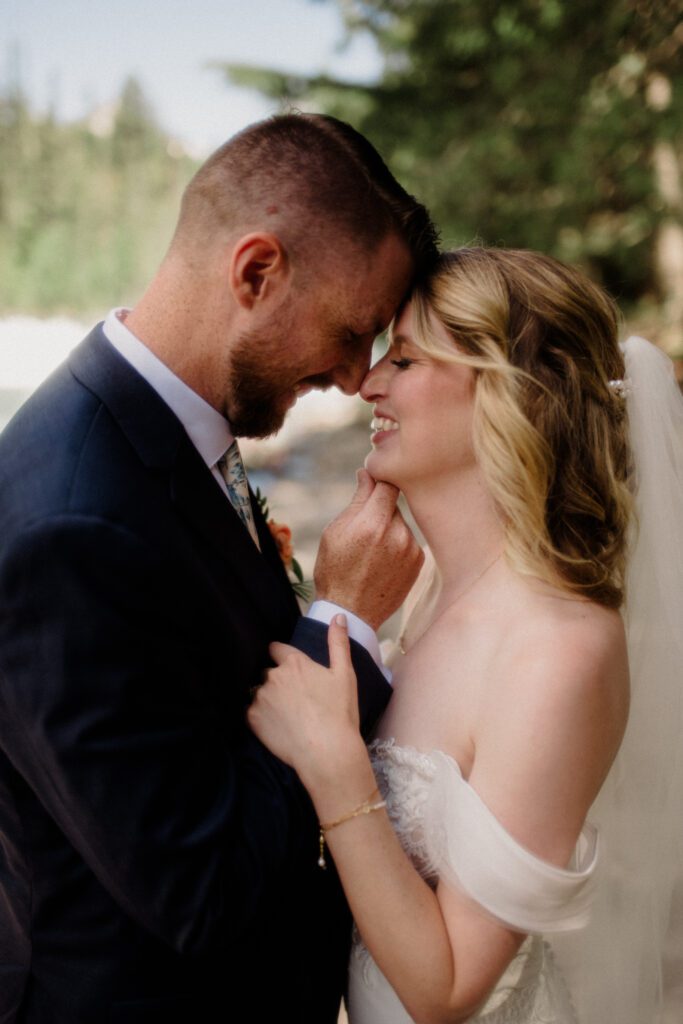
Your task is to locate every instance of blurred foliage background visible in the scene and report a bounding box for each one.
[2,0,682,355]
[0,72,195,314]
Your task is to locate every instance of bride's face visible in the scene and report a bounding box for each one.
[360,301,477,491]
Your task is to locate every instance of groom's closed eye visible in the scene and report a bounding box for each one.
[344,328,374,348]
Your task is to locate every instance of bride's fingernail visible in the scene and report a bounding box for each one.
[334,613,348,628]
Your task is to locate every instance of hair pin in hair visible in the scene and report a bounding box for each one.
[608,378,633,399]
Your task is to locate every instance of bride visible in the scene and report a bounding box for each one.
[248,247,683,1023]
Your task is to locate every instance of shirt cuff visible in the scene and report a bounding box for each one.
[306,600,392,684]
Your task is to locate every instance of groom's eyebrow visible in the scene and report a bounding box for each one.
[358,317,387,335]
[345,320,386,343]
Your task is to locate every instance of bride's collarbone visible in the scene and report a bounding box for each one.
[381,650,481,776]
[393,626,499,708]
[384,611,544,772]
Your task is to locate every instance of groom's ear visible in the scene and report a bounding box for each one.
[229,233,289,309]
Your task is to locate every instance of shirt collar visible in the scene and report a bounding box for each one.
[102,308,233,469]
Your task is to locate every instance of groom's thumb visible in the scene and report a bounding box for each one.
[328,613,351,672]
[350,468,375,507]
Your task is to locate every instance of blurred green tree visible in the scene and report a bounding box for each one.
[218,0,683,351]
[0,69,195,315]
[111,77,164,167]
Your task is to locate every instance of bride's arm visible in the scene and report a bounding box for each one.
[248,615,627,1024]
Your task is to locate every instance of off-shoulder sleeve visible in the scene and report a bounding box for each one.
[422,750,600,935]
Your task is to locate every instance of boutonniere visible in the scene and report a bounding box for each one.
[255,488,314,601]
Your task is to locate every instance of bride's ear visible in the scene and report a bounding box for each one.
[229,233,289,309]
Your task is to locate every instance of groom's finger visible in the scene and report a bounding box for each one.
[349,468,375,507]
[327,614,352,673]
[363,479,400,524]
[268,641,297,665]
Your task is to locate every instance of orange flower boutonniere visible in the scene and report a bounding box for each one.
[255,488,313,601]
[268,521,293,571]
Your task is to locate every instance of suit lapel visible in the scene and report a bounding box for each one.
[70,325,300,629]
[170,442,299,628]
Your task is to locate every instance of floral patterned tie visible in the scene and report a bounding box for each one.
[217,440,260,548]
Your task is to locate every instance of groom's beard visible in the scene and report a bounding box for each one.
[227,327,333,439]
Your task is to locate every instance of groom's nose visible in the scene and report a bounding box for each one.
[332,347,374,396]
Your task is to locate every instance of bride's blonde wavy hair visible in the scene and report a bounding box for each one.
[408,247,633,608]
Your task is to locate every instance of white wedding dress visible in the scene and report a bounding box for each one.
[347,738,598,1024]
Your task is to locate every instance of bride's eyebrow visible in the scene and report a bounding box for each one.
[387,337,409,354]
[388,333,418,354]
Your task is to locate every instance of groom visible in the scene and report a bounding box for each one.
[0,114,436,1023]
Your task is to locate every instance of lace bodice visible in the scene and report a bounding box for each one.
[348,739,587,1024]
[370,738,439,881]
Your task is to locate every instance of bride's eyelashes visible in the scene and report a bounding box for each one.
[390,357,414,370]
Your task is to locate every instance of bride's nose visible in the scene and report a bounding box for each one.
[359,358,388,403]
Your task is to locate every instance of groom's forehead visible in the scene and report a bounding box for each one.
[340,241,413,304]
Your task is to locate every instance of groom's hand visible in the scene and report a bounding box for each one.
[313,469,423,629]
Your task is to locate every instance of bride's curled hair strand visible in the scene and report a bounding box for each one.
[409,247,633,608]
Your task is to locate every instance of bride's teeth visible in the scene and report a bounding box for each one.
[371,418,399,432]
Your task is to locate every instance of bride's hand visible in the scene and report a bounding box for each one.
[247,615,365,784]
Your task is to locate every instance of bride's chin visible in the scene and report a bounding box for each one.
[364,451,402,488]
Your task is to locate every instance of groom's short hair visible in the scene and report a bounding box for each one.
[173,113,438,272]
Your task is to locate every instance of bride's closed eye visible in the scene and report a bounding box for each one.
[390,358,415,370]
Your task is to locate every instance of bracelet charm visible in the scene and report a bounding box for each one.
[317,786,386,869]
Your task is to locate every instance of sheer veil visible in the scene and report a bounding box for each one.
[553,335,683,1023]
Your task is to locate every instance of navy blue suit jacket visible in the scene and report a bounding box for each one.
[0,326,391,1023]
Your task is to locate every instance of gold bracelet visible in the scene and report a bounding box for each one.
[317,786,386,869]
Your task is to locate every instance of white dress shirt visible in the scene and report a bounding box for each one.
[101,310,388,677]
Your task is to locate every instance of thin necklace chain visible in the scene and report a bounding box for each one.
[398,552,503,656]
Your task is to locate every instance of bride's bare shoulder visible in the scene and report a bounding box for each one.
[479,582,629,757]
[465,586,629,864]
